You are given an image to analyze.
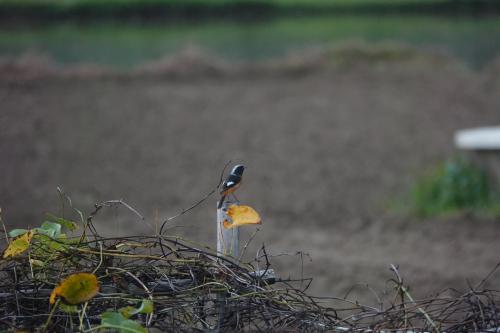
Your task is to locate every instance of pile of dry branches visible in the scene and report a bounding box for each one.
[0,201,499,332]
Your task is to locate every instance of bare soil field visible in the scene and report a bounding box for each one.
[1,54,500,303]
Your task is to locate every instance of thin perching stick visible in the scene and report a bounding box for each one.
[159,161,232,236]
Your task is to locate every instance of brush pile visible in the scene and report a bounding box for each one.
[0,202,499,332]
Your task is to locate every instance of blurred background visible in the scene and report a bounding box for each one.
[1,0,500,304]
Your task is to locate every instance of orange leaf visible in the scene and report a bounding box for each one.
[49,286,61,305]
[2,230,34,259]
[50,273,99,305]
[224,205,262,229]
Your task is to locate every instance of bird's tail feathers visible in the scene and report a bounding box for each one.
[217,194,226,209]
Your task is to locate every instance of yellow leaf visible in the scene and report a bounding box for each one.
[115,241,147,249]
[2,230,34,259]
[223,205,262,229]
[50,273,99,305]
[30,259,45,267]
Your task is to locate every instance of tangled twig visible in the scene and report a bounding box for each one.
[0,201,500,332]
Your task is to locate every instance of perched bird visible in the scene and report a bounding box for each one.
[218,164,245,209]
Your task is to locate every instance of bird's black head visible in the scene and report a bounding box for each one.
[230,164,245,176]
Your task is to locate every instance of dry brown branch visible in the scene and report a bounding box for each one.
[0,200,499,332]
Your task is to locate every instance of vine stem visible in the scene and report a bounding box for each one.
[43,298,60,332]
[390,264,439,332]
[79,302,89,331]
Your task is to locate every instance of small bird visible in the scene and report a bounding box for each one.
[218,164,245,209]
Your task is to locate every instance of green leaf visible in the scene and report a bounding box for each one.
[36,221,62,238]
[45,239,69,251]
[59,303,79,313]
[8,229,28,237]
[45,213,78,231]
[134,299,153,315]
[101,312,147,333]
[119,306,135,319]
[120,299,153,318]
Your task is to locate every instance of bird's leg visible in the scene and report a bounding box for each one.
[230,193,240,204]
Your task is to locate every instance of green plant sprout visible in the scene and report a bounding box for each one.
[84,299,153,333]
[411,157,500,217]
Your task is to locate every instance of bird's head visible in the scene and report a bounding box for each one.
[230,164,245,176]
